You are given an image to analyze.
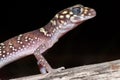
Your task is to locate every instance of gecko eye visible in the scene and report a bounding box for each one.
[72,7,81,15]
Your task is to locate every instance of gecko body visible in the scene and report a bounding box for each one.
[0,4,96,74]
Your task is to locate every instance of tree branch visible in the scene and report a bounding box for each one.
[10,59,120,80]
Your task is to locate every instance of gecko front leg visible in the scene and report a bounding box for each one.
[34,45,65,74]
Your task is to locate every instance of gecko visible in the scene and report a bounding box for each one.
[0,4,96,74]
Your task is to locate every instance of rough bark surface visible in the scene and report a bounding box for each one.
[11,59,120,80]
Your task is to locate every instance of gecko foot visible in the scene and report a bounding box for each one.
[48,66,65,73]
[40,66,65,74]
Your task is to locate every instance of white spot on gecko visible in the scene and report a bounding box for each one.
[66,14,71,18]
[25,39,28,42]
[35,37,38,40]
[55,14,59,18]
[18,47,21,49]
[17,34,23,40]
[69,11,73,15]
[3,51,6,53]
[32,41,35,44]
[2,55,5,58]
[62,10,68,14]
[9,45,13,48]
[17,41,20,43]
[20,41,23,44]
[22,45,25,48]
[60,20,65,24]
[59,15,64,19]
[51,20,56,26]
[46,34,52,37]
[7,52,10,55]
[25,36,28,39]
[2,46,5,48]
[40,28,47,35]
[0,43,5,46]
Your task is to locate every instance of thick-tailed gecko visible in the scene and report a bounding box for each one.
[0,4,96,74]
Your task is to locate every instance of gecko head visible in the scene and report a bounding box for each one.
[69,4,96,23]
[49,4,96,34]
[54,4,96,25]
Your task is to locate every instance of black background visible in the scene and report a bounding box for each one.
[0,0,119,79]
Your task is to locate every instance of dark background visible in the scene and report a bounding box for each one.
[0,0,119,79]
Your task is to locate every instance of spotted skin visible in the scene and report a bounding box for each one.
[0,4,96,74]
[0,30,49,67]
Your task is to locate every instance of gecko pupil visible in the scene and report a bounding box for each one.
[72,7,81,15]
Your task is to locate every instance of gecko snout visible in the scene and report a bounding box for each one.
[87,8,96,18]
